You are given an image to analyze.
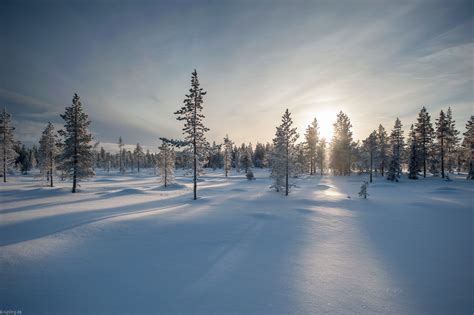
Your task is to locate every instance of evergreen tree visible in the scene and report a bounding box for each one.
[377,124,389,176]
[118,136,125,174]
[316,138,327,175]
[389,117,404,177]
[241,143,253,174]
[386,158,398,182]
[233,146,241,173]
[254,142,266,168]
[270,109,298,195]
[304,118,319,175]
[294,143,307,176]
[162,69,209,200]
[363,131,377,183]
[58,93,94,193]
[462,116,474,179]
[435,110,449,178]
[0,108,16,182]
[358,181,369,199]
[18,145,31,175]
[99,146,106,170]
[134,143,144,173]
[445,107,460,172]
[414,106,434,177]
[330,111,353,175]
[408,124,419,179]
[38,122,59,187]
[157,141,175,187]
[223,134,233,177]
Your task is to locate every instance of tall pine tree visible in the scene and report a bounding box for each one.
[462,116,474,179]
[0,108,17,182]
[162,69,209,200]
[445,107,460,173]
[316,138,327,175]
[223,134,233,177]
[330,111,353,175]
[363,131,377,183]
[271,109,298,195]
[414,106,434,178]
[377,124,389,176]
[38,122,59,187]
[435,110,449,178]
[134,143,144,173]
[58,93,94,193]
[304,118,319,175]
[408,124,419,179]
[389,117,404,178]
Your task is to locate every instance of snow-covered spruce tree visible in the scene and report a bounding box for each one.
[241,143,253,174]
[414,106,434,178]
[445,107,460,173]
[462,116,474,179]
[389,117,404,178]
[358,181,369,199]
[316,138,326,175]
[162,69,209,200]
[408,124,419,179]
[134,143,144,173]
[254,143,266,168]
[270,109,298,196]
[330,111,353,175]
[223,134,233,177]
[58,93,94,193]
[157,141,175,187]
[386,158,398,182]
[38,122,59,187]
[363,131,377,183]
[208,141,222,170]
[377,124,389,176]
[233,146,241,173]
[118,136,125,174]
[435,110,449,178]
[304,118,319,175]
[0,108,17,182]
[18,145,32,175]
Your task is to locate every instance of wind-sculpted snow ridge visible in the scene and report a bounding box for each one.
[0,170,472,314]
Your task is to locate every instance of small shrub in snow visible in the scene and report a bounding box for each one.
[246,169,255,180]
[358,181,369,199]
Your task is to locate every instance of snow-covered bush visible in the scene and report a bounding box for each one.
[246,169,254,180]
[358,181,369,199]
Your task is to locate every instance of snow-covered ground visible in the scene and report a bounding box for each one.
[1,169,472,314]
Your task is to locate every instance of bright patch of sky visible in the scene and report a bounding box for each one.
[1,0,472,148]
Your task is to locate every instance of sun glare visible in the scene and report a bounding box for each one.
[301,110,337,141]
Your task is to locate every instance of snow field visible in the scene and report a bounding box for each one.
[0,169,472,314]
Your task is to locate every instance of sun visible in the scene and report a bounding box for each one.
[300,109,337,141]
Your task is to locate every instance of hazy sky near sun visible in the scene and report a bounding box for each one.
[1,0,473,149]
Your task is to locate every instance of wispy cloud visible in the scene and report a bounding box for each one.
[1,0,472,146]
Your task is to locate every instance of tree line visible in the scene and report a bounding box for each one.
[1,69,473,197]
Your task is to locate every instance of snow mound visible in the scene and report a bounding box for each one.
[151,183,187,191]
[107,188,148,196]
[432,186,461,194]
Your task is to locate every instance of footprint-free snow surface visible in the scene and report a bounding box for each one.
[1,170,472,314]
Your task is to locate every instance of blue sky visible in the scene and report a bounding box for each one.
[1,0,472,150]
